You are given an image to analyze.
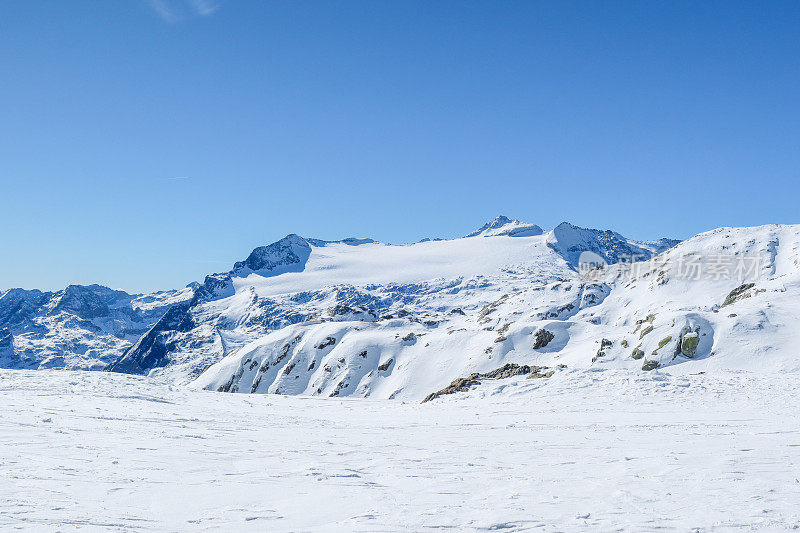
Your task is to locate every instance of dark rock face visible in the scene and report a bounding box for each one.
[592,338,613,363]
[422,363,553,403]
[327,304,377,321]
[548,222,680,269]
[0,328,12,349]
[106,235,320,377]
[49,285,110,319]
[641,359,660,371]
[232,234,311,277]
[194,273,234,302]
[315,337,336,350]
[722,283,756,307]
[107,301,195,374]
[0,284,189,370]
[533,329,555,349]
[0,289,50,329]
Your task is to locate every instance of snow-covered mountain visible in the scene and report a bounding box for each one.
[0,284,192,369]
[105,216,683,396]
[187,220,800,401]
[8,215,798,403]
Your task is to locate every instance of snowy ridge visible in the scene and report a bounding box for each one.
[546,221,680,267]
[112,216,684,396]
[0,285,192,369]
[464,215,544,238]
[191,222,800,400]
[7,216,799,404]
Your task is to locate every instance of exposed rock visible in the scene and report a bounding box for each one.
[681,333,700,357]
[194,273,234,302]
[547,222,680,269]
[533,329,555,349]
[329,379,348,397]
[652,336,672,355]
[722,283,756,307]
[49,285,110,319]
[422,363,552,403]
[478,294,510,323]
[316,337,336,349]
[641,359,660,371]
[0,328,12,349]
[108,301,195,374]
[232,234,311,277]
[631,347,645,360]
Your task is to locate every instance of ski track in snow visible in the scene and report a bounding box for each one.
[2,369,800,531]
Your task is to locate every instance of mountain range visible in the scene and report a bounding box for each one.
[3,215,798,401]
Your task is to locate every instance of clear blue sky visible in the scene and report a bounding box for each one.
[2,1,798,293]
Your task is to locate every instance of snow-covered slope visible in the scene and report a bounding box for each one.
[0,284,192,369]
[105,216,678,395]
[13,215,795,403]
[189,221,800,400]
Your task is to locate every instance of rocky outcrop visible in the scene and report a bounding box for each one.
[680,332,700,357]
[641,359,660,371]
[422,363,553,403]
[107,301,195,374]
[547,222,680,269]
[533,329,555,349]
[0,328,13,358]
[722,283,756,307]
[593,338,613,362]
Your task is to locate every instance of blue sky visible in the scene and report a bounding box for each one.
[2,1,799,292]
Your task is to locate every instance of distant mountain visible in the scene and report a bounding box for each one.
[0,284,192,369]
[546,222,680,268]
[464,215,544,238]
[11,216,797,403]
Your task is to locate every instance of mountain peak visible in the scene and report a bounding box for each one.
[547,222,679,268]
[48,285,111,318]
[231,234,312,277]
[465,216,544,238]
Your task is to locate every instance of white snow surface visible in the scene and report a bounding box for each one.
[3,368,800,531]
[190,222,800,400]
